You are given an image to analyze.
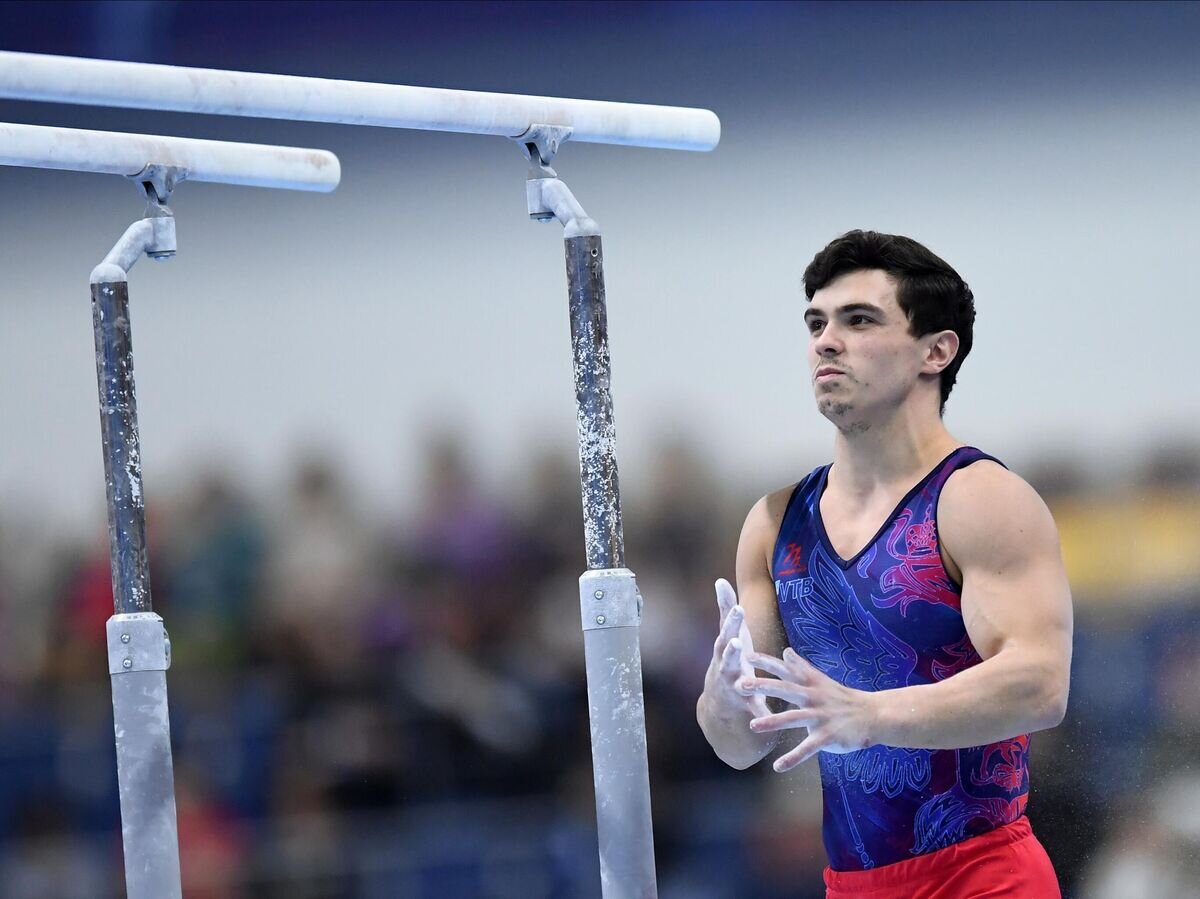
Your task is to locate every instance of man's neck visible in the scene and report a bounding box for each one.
[828,403,959,500]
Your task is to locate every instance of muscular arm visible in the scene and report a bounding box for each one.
[868,462,1074,749]
[696,491,790,769]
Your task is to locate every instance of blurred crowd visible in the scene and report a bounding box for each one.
[0,433,1197,898]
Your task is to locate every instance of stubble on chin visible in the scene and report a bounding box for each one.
[818,398,852,418]
[817,398,871,435]
[816,387,854,417]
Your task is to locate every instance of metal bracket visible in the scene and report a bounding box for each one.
[513,125,573,223]
[106,612,172,675]
[579,568,643,631]
[513,123,573,172]
[121,164,183,260]
[512,125,598,234]
[129,163,187,208]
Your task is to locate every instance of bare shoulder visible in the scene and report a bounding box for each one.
[939,461,1060,568]
[745,484,799,532]
[740,484,799,567]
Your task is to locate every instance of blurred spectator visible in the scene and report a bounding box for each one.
[158,471,264,671]
[259,450,375,680]
[175,763,248,899]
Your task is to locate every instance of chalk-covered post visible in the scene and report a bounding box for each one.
[91,169,183,899]
[522,128,657,898]
[0,122,342,899]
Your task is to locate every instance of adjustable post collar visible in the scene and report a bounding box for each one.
[106,612,172,675]
[579,568,643,631]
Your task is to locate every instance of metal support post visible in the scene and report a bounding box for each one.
[5,126,339,891]
[519,128,658,899]
[90,168,184,899]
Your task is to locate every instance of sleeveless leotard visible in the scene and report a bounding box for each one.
[772,447,1030,871]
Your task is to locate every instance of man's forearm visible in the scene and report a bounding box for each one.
[697,691,779,769]
[870,650,1068,750]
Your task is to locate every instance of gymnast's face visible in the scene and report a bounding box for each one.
[804,269,939,429]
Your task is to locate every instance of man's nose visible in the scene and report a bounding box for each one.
[813,325,843,355]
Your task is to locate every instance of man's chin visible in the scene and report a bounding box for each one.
[817,400,873,434]
[817,398,854,420]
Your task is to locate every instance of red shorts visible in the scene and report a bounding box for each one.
[823,816,1060,899]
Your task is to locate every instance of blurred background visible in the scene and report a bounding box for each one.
[1,1,1199,896]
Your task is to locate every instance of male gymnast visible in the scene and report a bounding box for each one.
[697,230,1072,897]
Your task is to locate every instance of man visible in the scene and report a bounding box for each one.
[696,231,1072,897]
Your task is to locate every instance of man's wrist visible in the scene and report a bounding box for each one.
[865,686,916,748]
[864,688,890,747]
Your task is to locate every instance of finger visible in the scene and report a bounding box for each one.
[749,695,773,719]
[738,677,809,705]
[773,731,831,772]
[720,638,743,677]
[713,605,742,661]
[720,604,743,644]
[783,647,820,677]
[746,652,799,681]
[714,578,737,619]
[749,709,817,733]
[739,622,757,657]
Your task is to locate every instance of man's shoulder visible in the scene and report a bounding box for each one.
[742,471,823,549]
[940,458,1059,562]
[743,486,793,539]
[942,456,1038,509]
[750,471,822,530]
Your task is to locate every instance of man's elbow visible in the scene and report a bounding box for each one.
[1048,687,1069,728]
[1034,681,1069,731]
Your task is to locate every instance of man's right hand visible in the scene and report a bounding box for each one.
[697,490,794,770]
[697,578,780,768]
[704,578,773,720]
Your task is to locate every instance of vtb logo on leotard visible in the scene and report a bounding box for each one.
[775,576,815,601]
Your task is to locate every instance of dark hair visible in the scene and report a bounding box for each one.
[803,230,975,415]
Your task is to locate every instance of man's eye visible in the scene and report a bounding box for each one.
[849,315,872,326]
[807,321,825,334]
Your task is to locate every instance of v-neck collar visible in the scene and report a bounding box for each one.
[814,446,966,569]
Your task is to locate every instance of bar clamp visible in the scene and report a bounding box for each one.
[514,123,573,173]
[129,163,184,260]
[513,124,598,234]
[513,127,600,238]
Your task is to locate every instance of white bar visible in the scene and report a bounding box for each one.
[0,52,720,152]
[0,122,340,191]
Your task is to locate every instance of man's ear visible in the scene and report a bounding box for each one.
[922,330,960,375]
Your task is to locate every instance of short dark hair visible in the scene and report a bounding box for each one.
[803,230,975,415]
